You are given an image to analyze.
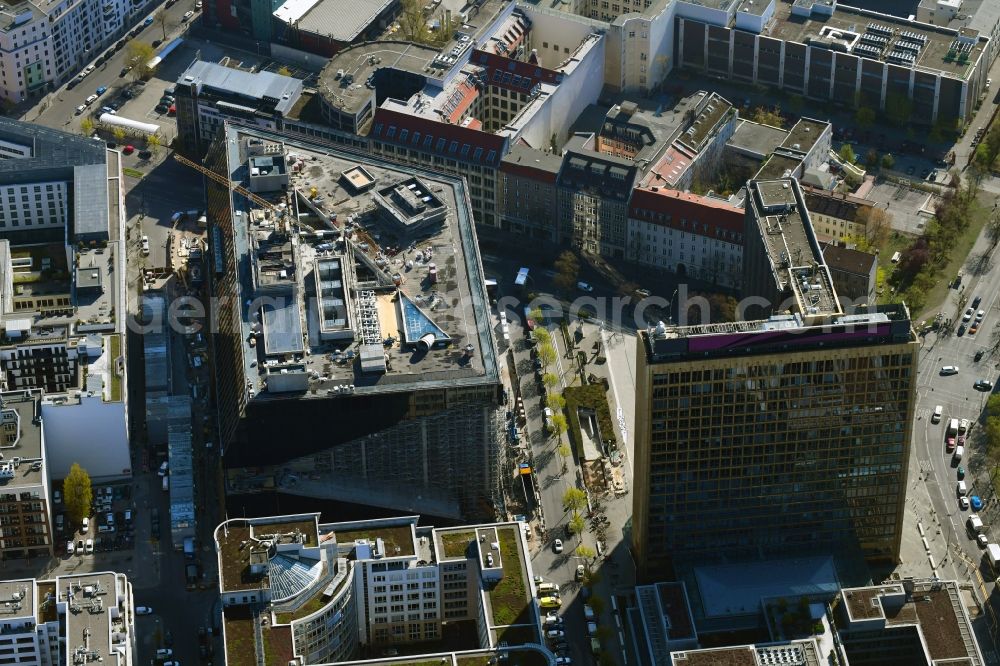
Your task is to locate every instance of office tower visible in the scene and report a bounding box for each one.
[631,178,918,577]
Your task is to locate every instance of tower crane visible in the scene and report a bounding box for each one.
[173,153,279,213]
[173,153,386,258]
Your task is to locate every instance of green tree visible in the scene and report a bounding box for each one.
[553,250,580,292]
[79,117,94,136]
[751,106,784,128]
[547,393,566,410]
[838,143,857,164]
[112,127,126,143]
[542,372,559,389]
[557,440,571,465]
[538,342,557,367]
[534,327,551,345]
[63,463,92,525]
[125,41,155,80]
[146,133,161,156]
[529,307,544,323]
[881,153,895,169]
[563,487,587,515]
[575,543,596,561]
[854,106,876,129]
[569,514,585,535]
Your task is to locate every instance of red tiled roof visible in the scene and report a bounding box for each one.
[629,187,744,241]
[371,108,507,167]
[470,49,563,95]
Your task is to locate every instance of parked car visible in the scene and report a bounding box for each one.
[155,649,173,659]
[75,540,84,555]
[75,105,86,115]
[975,379,994,391]
[182,10,194,20]
[576,281,593,292]
[95,86,107,95]
[123,145,135,155]
[141,235,150,255]
[54,489,62,503]
[960,496,970,510]
[81,517,90,533]
[958,466,965,479]
[136,606,153,615]
[119,65,132,77]
[553,538,563,554]
[84,538,94,554]
[66,540,74,555]
[85,94,98,105]
[972,495,984,511]
[138,150,152,160]
[941,366,959,375]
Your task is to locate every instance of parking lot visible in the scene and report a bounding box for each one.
[866,181,938,236]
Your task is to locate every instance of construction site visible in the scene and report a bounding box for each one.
[197,126,508,522]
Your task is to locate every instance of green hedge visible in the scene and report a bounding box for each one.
[564,384,614,457]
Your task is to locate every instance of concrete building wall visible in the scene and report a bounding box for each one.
[514,38,605,148]
[41,396,130,482]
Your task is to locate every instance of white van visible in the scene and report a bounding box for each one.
[954,445,965,461]
[932,405,943,423]
[958,480,968,496]
[537,583,559,597]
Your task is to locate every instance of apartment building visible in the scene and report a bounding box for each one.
[0,389,49,561]
[822,241,878,307]
[497,143,564,240]
[803,186,879,243]
[214,513,543,666]
[0,572,137,666]
[0,0,157,104]
[0,119,130,485]
[631,178,918,577]
[206,126,503,521]
[626,187,744,287]
[174,60,305,156]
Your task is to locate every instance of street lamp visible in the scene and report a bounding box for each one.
[667,287,679,324]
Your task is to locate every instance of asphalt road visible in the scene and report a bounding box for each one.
[912,218,1000,647]
[22,0,200,133]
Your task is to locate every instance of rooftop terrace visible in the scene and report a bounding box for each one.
[319,42,438,116]
[769,0,986,78]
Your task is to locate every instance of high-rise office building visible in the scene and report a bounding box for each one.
[631,178,918,578]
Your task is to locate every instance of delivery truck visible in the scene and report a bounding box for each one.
[986,543,1000,571]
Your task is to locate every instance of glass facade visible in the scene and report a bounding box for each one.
[637,343,916,571]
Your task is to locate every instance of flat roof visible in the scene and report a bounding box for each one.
[60,572,120,666]
[770,0,986,78]
[727,119,790,158]
[179,60,303,116]
[223,126,499,401]
[0,579,33,619]
[843,580,983,662]
[748,178,840,316]
[333,521,416,557]
[0,391,44,489]
[319,42,438,116]
[274,0,394,42]
[781,118,829,155]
